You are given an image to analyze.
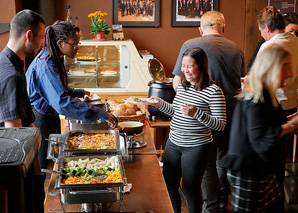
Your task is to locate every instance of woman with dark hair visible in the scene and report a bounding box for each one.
[25,21,117,169]
[284,12,298,35]
[150,47,226,213]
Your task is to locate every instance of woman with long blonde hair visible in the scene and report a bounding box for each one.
[219,44,298,212]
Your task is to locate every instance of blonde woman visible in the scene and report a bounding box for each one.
[219,44,298,212]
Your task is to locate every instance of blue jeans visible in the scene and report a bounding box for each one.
[163,139,211,213]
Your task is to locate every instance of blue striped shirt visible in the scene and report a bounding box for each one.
[0,46,35,126]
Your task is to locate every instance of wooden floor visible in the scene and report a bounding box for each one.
[284,162,298,212]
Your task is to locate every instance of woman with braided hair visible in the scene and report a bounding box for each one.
[26,21,117,170]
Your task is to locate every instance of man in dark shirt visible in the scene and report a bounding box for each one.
[0,9,45,127]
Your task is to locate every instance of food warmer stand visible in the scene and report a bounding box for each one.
[46,129,128,212]
[44,125,173,212]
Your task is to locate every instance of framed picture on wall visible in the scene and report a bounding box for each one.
[268,0,295,14]
[171,0,218,27]
[113,0,160,27]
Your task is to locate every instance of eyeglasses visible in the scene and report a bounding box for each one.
[64,41,81,48]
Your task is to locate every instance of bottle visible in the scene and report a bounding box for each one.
[69,16,72,24]
[66,5,71,22]
[75,16,78,26]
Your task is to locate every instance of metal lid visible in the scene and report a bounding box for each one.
[148,58,166,82]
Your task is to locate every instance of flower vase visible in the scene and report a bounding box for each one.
[93,32,107,41]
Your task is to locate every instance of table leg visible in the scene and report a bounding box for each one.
[293,134,297,163]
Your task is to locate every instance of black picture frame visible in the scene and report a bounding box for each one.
[268,0,295,15]
[113,0,160,27]
[171,0,218,27]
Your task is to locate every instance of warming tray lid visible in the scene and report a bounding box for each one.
[55,154,126,189]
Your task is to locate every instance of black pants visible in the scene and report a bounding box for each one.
[33,108,61,169]
[163,139,211,213]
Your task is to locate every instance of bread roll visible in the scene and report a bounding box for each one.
[113,110,127,116]
[116,104,127,112]
[126,108,136,116]
[110,103,119,111]
[136,110,142,115]
[124,102,138,111]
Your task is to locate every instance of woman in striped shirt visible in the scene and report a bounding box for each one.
[150,47,226,213]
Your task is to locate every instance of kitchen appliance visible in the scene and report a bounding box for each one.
[147,58,176,118]
[0,127,44,213]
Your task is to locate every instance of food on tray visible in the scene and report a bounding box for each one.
[76,56,96,60]
[84,69,96,73]
[126,96,157,104]
[101,65,116,69]
[69,68,96,75]
[67,133,115,149]
[69,69,85,74]
[61,156,122,184]
[100,70,117,75]
[106,98,144,120]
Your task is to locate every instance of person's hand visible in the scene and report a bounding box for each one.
[82,89,91,97]
[287,112,298,121]
[240,75,249,90]
[149,96,162,107]
[180,103,197,117]
[106,112,118,129]
[289,114,298,134]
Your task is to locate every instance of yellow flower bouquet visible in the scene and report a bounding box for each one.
[88,11,111,34]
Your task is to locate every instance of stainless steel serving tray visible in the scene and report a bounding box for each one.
[55,155,126,189]
[64,130,120,154]
[47,131,127,160]
[55,154,126,204]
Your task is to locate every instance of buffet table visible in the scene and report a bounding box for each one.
[44,126,173,212]
[147,116,170,150]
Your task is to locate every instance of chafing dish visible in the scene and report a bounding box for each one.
[47,130,128,158]
[55,155,127,204]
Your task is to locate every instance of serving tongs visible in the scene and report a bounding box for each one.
[41,169,106,182]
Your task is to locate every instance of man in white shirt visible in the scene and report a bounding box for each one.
[257,6,298,113]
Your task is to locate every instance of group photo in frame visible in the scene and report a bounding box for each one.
[171,0,218,27]
[113,0,160,27]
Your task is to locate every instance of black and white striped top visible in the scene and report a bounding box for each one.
[157,83,226,147]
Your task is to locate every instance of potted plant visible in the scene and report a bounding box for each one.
[88,10,111,41]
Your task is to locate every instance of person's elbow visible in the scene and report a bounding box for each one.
[172,75,181,91]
